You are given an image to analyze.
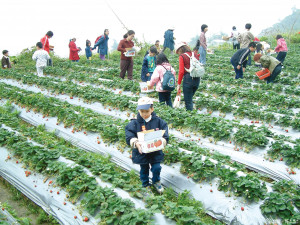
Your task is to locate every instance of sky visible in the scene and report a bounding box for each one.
[1,0,299,58]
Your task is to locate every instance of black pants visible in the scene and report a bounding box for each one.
[182,73,200,111]
[276,52,287,64]
[233,43,240,50]
[158,92,172,107]
[266,64,282,84]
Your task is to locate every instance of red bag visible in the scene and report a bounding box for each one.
[256,69,270,80]
[95,35,105,44]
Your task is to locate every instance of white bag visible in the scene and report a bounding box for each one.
[184,52,205,78]
[173,90,181,108]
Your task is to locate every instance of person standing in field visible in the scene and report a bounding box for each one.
[1,50,12,69]
[274,34,288,65]
[238,23,254,65]
[176,42,200,111]
[155,40,161,53]
[199,24,208,65]
[32,42,50,76]
[40,31,54,66]
[141,46,158,82]
[85,40,93,60]
[69,38,81,62]
[94,29,110,60]
[162,27,175,54]
[148,53,176,107]
[125,97,169,193]
[117,30,135,80]
[230,26,240,50]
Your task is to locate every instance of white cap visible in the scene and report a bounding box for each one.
[175,41,188,54]
[137,97,153,110]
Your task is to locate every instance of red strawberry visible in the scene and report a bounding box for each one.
[70,96,73,99]
[16,161,19,164]
[210,189,213,192]
[251,121,254,123]
[97,141,100,144]
[50,190,53,193]
[292,171,295,174]
[7,155,11,159]
[229,141,232,144]
[241,207,244,211]
[74,216,77,219]
[63,202,66,205]
[2,208,4,211]
[49,180,53,185]
[57,191,60,194]
[119,91,122,94]
[129,155,132,159]
[83,217,89,222]
[285,129,288,132]
[280,158,283,161]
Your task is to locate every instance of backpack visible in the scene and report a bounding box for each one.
[184,52,205,78]
[95,35,105,44]
[160,65,175,91]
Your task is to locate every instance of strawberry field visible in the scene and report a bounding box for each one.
[0,45,299,225]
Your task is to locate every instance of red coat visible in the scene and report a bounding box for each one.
[41,35,50,53]
[178,51,200,85]
[69,41,80,60]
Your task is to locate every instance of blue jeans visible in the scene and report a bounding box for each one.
[199,46,206,65]
[182,73,200,111]
[158,92,172,107]
[266,64,282,84]
[231,59,243,79]
[276,52,287,64]
[72,60,79,62]
[140,163,161,187]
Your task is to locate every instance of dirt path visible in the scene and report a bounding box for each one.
[0,177,57,225]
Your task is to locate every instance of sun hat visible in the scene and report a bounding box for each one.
[175,41,188,54]
[137,97,153,110]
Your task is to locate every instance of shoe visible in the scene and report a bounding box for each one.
[153,181,164,194]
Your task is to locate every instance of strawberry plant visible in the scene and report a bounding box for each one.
[260,192,297,220]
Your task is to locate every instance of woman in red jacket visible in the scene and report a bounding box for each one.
[69,38,81,62]
[117,30,135,80]
[175,42,200,111]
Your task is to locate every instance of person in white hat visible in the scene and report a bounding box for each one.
[125,97,169,193]
[162,27,175,54]
[175,42,200,111]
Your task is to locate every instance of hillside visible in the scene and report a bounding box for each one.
[259,8,300,36]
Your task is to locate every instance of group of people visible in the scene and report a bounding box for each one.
[230,23,288,83]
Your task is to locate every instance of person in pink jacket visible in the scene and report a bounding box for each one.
[148,53,176,107]
[274,34,288,64]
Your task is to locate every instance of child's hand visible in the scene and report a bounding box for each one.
[136,142,143,154]
[237,65,241,70]
[146,73,150,76]
[243,67,245,72]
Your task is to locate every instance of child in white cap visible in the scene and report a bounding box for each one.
[125,97,169,193]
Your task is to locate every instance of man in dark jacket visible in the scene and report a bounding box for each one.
[230,42,256,79]
[125,97,169,193]
[162,27,175,54]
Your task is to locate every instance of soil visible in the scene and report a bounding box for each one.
[0,177,41,225]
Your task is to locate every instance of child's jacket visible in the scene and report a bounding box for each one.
[32,50,50,67]
[141,54,156,82]
[1,56,11,69]
[125,112,169,165]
